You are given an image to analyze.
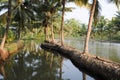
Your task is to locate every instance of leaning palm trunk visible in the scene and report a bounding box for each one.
[0,0,12,61]
[83,0,97,53]
[60,0,65,46]
[41,42,120,80]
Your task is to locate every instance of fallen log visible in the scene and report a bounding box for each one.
[41,42,120,80]
[0,40,24,61]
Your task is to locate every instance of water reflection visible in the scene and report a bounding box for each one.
[59,57,64,80]
[82,73,86,80]
[0,62,5,80]
[0,39,120,80]
[66,39,120,63]
[3,51,62,80]
[0,40,61,80]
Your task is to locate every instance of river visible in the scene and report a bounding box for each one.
[0,39,120,80]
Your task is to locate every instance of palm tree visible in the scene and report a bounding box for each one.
[0,0,12,60]
[83,0,97,53]
[0,0,11,48]
[47,0,62,42]
[12,0,35,39]
[83,0,120,53]
[34,0,62,42]
[60,0,65,46]
[113,11,120,31]
[59,0,92,47]
[93,16,107,41]
[0,0,36,39]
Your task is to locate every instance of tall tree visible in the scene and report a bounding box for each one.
[34,0,62,42]
[93,16,107,41]
[46,0,62,42]
[60,0,65,46]
[83,0,120,53]
[83,0,97,53]
[0,0,36,39]
[0,0,12,60]
[12,0,35,39]
[0,0,11,48]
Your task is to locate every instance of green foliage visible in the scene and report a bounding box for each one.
[0,26,5,38]
[0,0,120,42]
[7,29,16,43]
[0,26,15,42]
[91,12,120,41]
[64,19,87,37]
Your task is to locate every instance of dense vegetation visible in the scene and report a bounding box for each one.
[0,0,120,55]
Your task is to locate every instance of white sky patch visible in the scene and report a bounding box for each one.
[99,0,118,20]
[65,2,89,24]
[0,9,7,15]
[65,1,118,24]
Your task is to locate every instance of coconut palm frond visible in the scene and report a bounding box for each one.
[107,0,120,10]
[65,7,75,12]
[93,0,101,25]
[75,0,88,7]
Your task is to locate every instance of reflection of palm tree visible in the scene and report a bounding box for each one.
[82,73,86,80]
[59,57,64,80]
[4,50,62,80]
[50,54,54,68]
[0,63,6,80]
[23,40,42,53]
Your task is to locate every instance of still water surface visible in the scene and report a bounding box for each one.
[0,39,120,80]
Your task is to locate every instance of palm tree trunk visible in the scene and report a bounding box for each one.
[18,22,21,39]
[51,15,55,42]
[41,42,120,80]
[0,0,12,48]
[60,0,65,46]
[44,25,49,41]
[83,0,97,53]
[44,27,47,41]
[51,25,54,42]
[0,0,11,61]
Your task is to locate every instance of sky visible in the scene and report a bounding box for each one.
[65,0,118,24]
